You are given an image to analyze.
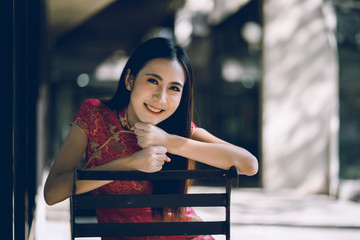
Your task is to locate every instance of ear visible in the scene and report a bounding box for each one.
[124,69,134,91]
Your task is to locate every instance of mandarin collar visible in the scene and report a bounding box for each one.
[118,108,132,130]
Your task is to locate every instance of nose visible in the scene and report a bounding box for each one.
[153,88,166,104]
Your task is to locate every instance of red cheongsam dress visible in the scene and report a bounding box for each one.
[72,99,214,240]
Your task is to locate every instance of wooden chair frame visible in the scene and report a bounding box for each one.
[70,166,239,239]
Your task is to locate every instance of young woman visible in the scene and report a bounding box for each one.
[44,37,258,240]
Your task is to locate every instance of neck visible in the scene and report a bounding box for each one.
[125,105,137,129]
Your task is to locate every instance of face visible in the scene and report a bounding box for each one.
[125,58,186,126]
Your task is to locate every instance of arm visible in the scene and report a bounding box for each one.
[168,128,258,175]
[44,126,112,205]
[134,123,258,176]
[44,125,170,205]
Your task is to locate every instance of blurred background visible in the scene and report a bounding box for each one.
[3,0,360,239]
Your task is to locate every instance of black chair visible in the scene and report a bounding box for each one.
[70,166,239,239]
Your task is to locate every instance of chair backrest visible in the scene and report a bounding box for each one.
[70,166,239,239]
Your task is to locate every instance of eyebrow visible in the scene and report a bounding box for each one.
[145,73,184,88]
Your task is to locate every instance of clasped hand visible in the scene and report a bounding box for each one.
[130,122,171,172]
[133,122,168,148]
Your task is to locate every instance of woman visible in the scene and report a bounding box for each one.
[44,37,258,240]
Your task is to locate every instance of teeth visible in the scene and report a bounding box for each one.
[146,104,163,113]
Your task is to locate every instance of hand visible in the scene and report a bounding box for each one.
[130,146,171,173]
[133,122,169,149]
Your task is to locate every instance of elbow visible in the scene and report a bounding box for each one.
[246,155,259,176]
[43,185,57,206]
[235,155,258,176]
[43,188,55,206]
[44,198,56,206]
[43,183,63,206]
[44,189,66,206]
[246,157,259,176]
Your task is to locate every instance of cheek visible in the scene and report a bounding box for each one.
[130,86,147,103]
[169,95,182,109]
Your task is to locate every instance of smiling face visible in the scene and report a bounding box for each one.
[125,58,186,127]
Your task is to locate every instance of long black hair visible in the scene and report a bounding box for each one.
[103,37,195,219]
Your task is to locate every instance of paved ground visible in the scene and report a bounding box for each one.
[192,187,360,240]
[34,177,360,240]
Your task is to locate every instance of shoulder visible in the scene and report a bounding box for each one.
[80,99,111,113]
[73,99,104,126]
[81,99,101,109]
[79,99,118,128]
[73,99,113,139]
[190,121,198,136]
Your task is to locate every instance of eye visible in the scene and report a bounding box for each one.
[147,78,158,85]
[169,86,181,92]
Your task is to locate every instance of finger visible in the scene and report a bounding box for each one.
[136,135,143,142]
[165,156,171,162]
[137,142,144,148]
[134,122,149,131]
[153,146,167,154]
[134,128,145,136]
[134,122,143,128]
[155,154,167,161]
[137,136,149,146]
[159,160,165,166]
[137,137,146,148]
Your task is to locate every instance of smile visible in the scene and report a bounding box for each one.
[144,103,165,114]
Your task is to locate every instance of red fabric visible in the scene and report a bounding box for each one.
[72,99,214,240]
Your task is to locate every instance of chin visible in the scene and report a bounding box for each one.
[139,117,162,126]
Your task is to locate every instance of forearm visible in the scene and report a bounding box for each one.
[75,157,137,194]
[44,156,136,205]
[166,134,258,175]
[44,169,112,205]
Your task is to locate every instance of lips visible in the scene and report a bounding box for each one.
[144,103,165,114]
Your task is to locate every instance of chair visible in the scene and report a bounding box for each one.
[70,166,239,239]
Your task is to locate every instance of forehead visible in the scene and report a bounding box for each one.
[139,58,186,84]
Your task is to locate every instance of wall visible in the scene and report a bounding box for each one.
[261,0,339,194]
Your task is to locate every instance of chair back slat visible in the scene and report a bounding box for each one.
[74,193,227,209]
[76,169,232,181]
[71,166,239,239]
[73,221,227,238]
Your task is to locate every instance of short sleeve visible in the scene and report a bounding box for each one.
[190,121,198,136]
[71,99,96,139]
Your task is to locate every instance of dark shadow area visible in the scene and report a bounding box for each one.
[334,2,360,180]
